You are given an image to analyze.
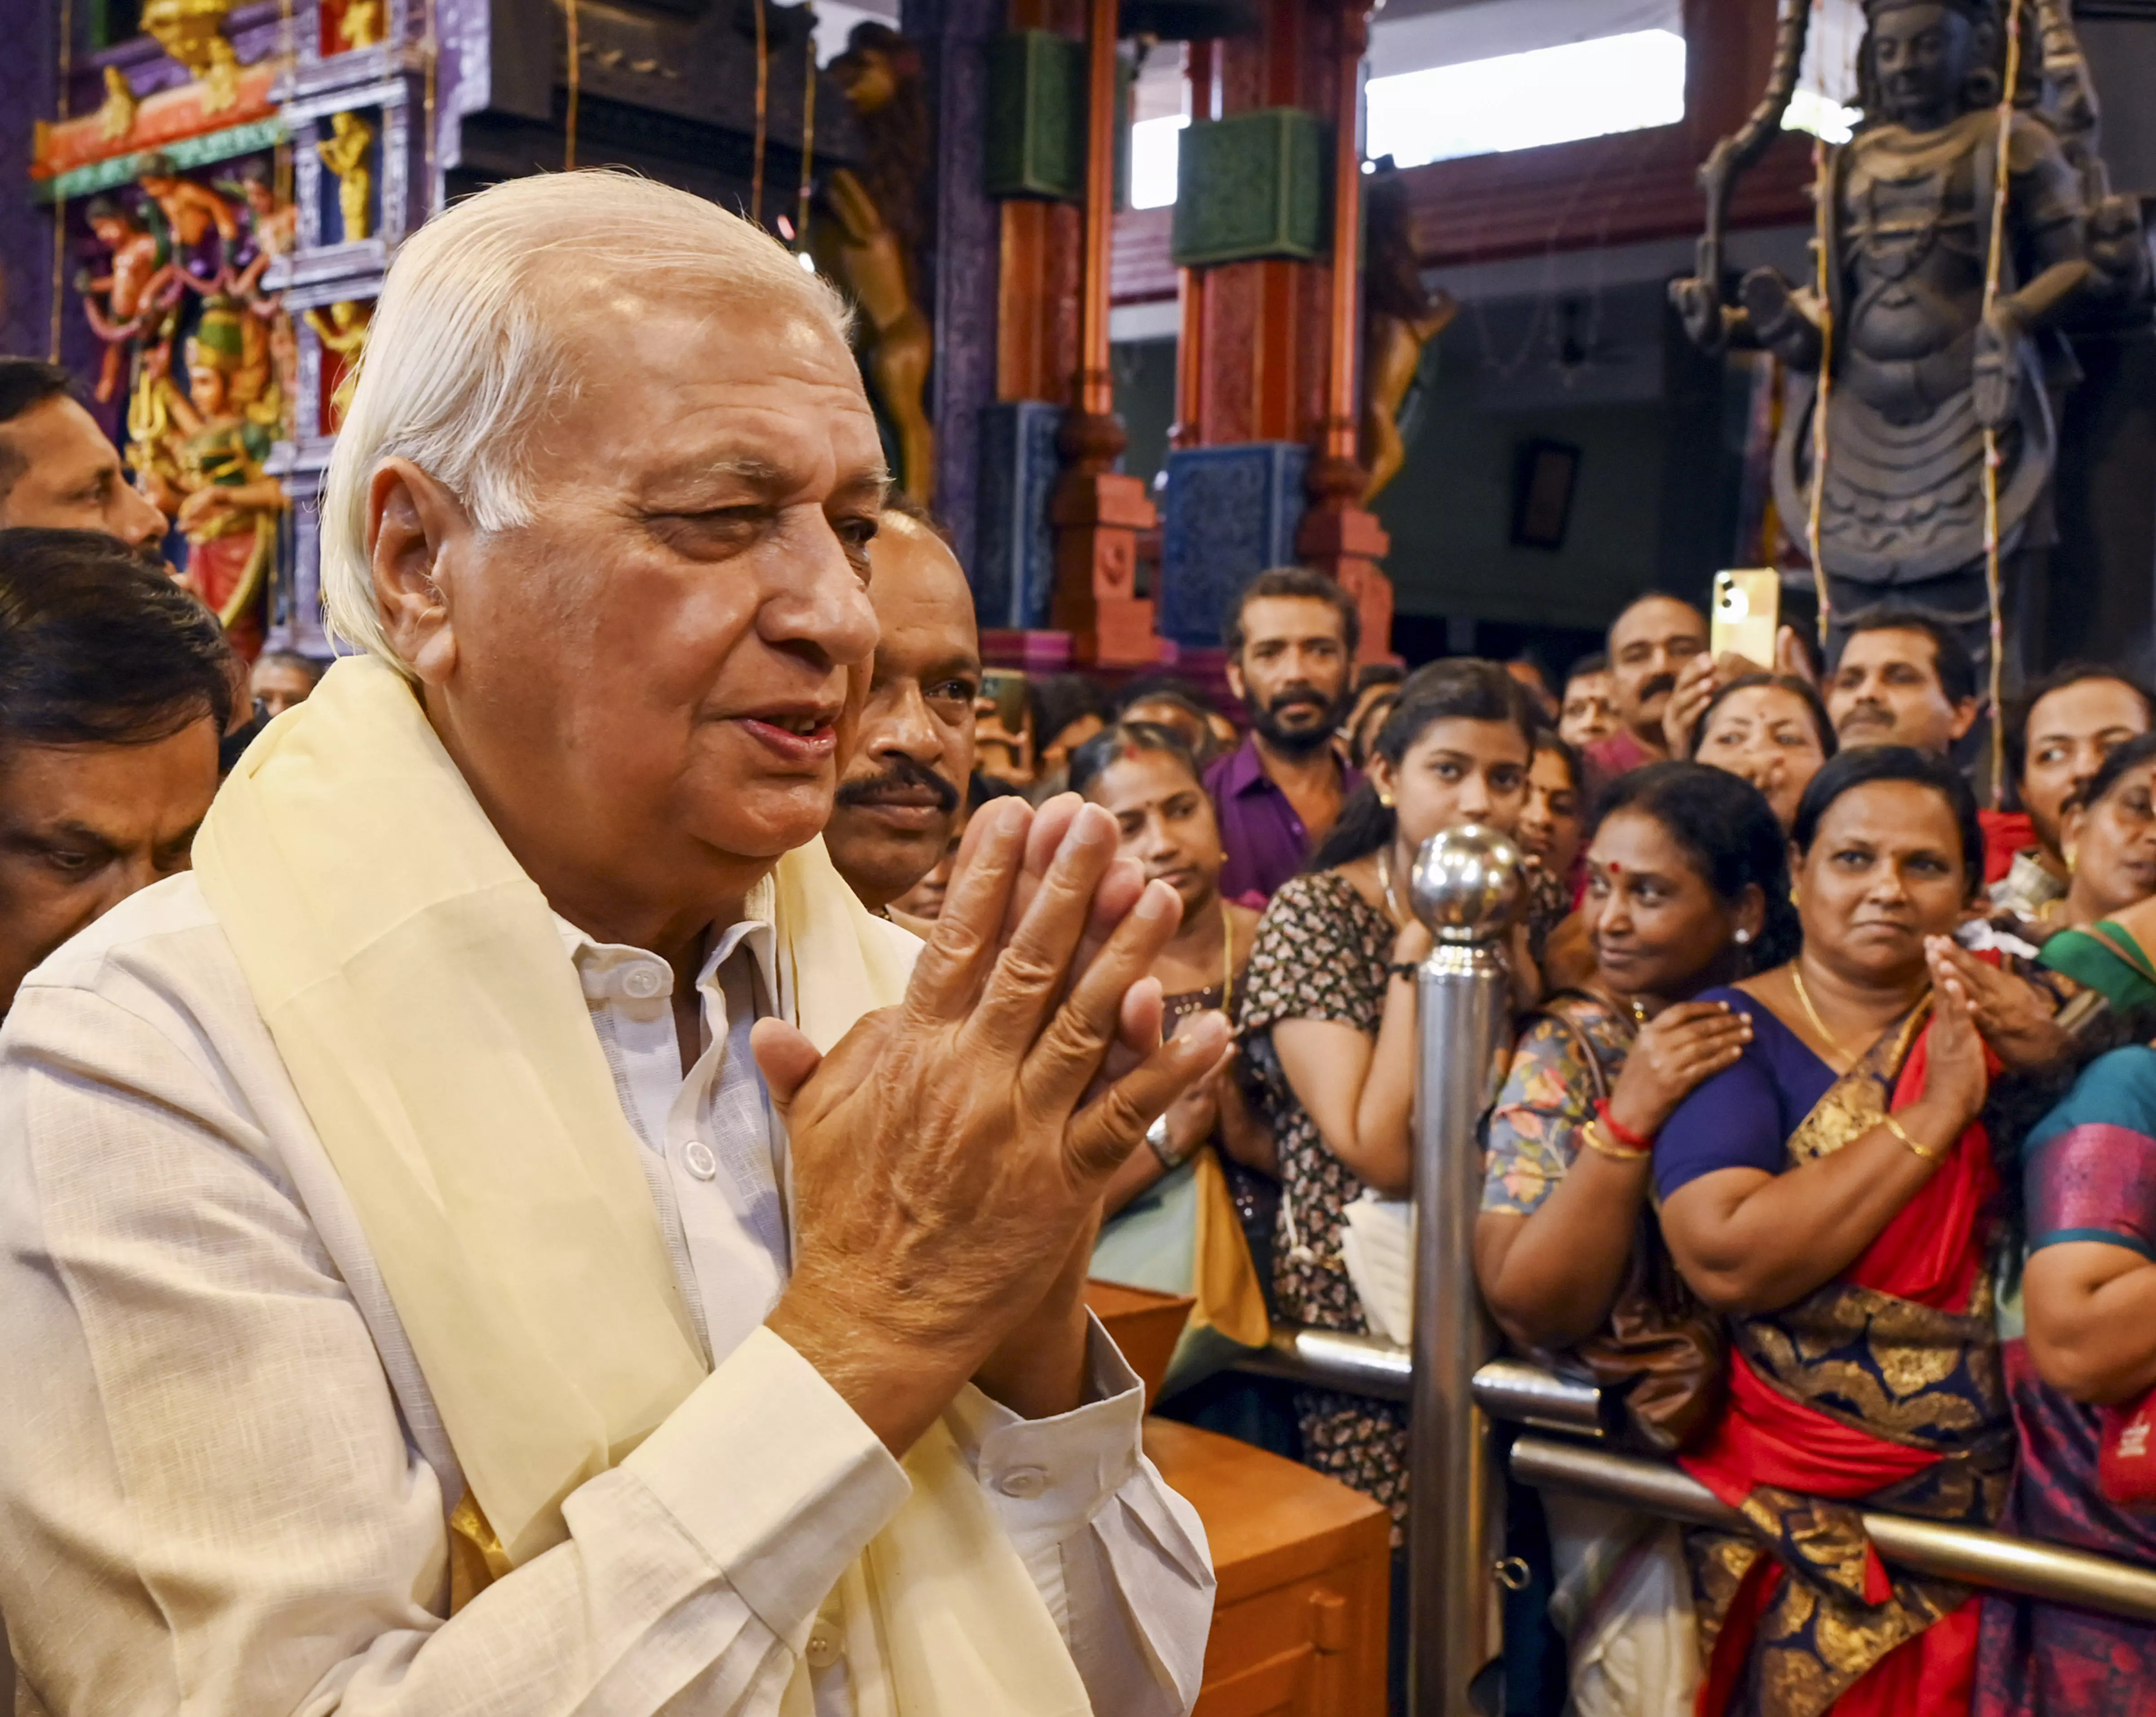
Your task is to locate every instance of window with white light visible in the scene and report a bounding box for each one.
[1363,28,1687,170]
[1128,4,1691,208]
[1130,114,1188,211]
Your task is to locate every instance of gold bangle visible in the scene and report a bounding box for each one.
[1881,1111,1942,1163]
[1578,1119,1650,1164]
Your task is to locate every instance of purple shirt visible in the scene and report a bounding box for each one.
[1203,733,1363,903]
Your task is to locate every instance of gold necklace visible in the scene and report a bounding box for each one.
[1791,966,1856,1066]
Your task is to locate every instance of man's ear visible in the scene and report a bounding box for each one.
[368,456,470,685]
[1950,697,1982,743]
[1224,657,1246,703]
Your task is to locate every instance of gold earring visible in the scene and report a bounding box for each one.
[1378,791,1396,809]
[1789,886,1800,905]
[2064,844,2079,875]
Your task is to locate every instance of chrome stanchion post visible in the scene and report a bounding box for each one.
[1407,825,1524,1716]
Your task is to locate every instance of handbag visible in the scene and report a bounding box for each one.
[1529,997,1728,1457]
[2098,1385,2156,1505]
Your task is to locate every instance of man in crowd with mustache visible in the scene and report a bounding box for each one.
[1581,593,1707,798]
[1824,602,1981,757]
[1205,566,1361,901]
[0,528,232,1022]
[825,503,980,917]
[1989,663,2154,915]
[0,359,169,558]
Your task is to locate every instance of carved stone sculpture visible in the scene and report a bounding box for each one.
[1671,0,2146,649]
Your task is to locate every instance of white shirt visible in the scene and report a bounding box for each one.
[0,875,1214,1715]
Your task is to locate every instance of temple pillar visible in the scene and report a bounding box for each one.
[1047,0,1157,665]
[1159,0,1390,658]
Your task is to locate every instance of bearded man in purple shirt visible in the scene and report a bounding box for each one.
[1203,567,1363,902]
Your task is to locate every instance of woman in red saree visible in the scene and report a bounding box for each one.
[1657,747,2029,1717]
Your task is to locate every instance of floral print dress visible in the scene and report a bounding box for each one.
[1237,869,1410,1535]
[1483,992,1635,1221]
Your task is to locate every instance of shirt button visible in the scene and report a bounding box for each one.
[683,1140,718,1181]
[804,1623,842,1668]
[621,963,667,1001]
[997,1466,1048,1499]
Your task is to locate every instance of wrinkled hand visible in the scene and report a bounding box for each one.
[1605,1000,1752,1141]
[757,797,1226,1450]
[1926,935,2069,1073]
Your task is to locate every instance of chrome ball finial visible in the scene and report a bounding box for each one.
[1408,824,1526,945]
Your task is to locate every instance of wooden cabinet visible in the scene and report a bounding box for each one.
[1144,1418,1392,1717]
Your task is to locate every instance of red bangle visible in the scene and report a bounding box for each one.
[1595,1099,1654,1152]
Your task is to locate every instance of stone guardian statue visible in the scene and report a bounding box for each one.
[1671,0,2147,665]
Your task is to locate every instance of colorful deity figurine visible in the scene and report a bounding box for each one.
[80,196,167,403]
[132,299,287,655]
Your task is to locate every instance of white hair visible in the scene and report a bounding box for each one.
[320,169,853,667]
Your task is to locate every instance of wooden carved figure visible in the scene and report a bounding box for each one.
[1360,165,1456,503]
[316,111,376,243]
[817,23,935,502]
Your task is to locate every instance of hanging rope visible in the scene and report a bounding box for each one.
[1980,0,2025,805]
[1806,133,1834,653]
[750,0,769,227]
[794,26,816,253]
[563,0,580,169]
[49,0,74,362]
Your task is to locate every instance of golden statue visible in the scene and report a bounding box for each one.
[96,67,138,143]
[335,0,383,52]
[1360,165,1455,503]
[816,25,935,503]
[141,0,243,112]
[316,111,375,243]
[132,298,287,654]
[302,299,372,429]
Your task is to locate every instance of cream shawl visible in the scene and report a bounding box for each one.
[193,655,1090,1714]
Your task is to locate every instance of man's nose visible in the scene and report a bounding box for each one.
[761,521,879,667]
[115,482,168,554]
[875,681,941,761]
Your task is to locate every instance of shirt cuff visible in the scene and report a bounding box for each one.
[941,1313,1145,1560]
[620,1324,909,1651]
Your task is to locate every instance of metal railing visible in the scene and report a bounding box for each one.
[1228,825,2156,1713]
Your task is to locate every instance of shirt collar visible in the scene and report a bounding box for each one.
[1224,730,1360,797]
[553,906,780,1020]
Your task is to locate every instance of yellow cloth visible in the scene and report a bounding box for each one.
[194,654,1090,1714]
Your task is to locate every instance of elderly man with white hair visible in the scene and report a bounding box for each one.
[0,173,1221,1715]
